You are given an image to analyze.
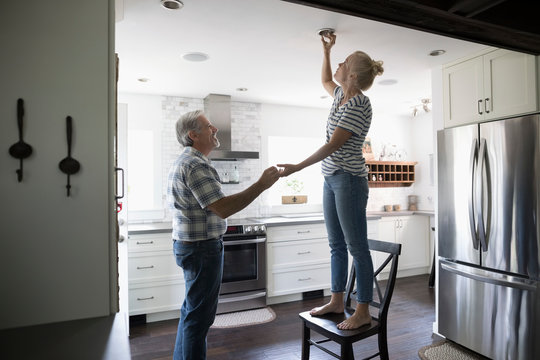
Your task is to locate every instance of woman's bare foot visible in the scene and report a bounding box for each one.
[337,312,371,330]
[309,302,344,316]
[337,303,371,330]
[310,293,345,316]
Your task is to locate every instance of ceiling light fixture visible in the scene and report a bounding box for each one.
[181,52,209,62]
[161,0,184,10]
[429,49,446,56]
[411,98,431,116]
[421,98,431,112]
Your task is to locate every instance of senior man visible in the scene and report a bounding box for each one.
[167,110,280,360]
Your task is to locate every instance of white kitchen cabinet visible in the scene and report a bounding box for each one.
[127,233,184,316]
[267,223,329,297]
[377,216,430,275]
[266,220,378,298]
[443,49,538,128]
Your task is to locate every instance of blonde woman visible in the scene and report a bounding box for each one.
[278,32,384,330]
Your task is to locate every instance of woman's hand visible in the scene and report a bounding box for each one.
[277,164,299,177]
[321,32,336,53]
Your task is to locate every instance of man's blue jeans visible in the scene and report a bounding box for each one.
[323,171,373,303]
[172,238,224,360]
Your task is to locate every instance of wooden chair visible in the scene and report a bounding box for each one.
[299,239,402,360]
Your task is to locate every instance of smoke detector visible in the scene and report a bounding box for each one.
[317,28,335,37]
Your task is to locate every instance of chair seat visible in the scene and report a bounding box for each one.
[299,308,380,343]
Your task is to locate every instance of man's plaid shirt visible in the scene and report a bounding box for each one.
[167,146,226,241]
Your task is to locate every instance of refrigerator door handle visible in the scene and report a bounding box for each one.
[477,138,488,251]
[440,260,536,291]
[468,139,479,249]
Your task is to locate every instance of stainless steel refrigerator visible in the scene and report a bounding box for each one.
[437,114,540,359]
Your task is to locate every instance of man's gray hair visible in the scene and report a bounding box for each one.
[176,110,204,146]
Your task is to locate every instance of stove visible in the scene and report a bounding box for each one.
[217,220,267,314]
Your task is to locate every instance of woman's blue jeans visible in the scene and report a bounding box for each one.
[172,238,224,360]
[323,171,373,303]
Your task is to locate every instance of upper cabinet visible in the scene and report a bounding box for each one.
[443,49,538,128]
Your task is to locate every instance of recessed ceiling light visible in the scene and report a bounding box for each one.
[236,88,248,92]
[378,79,398,86]
[161,0,183,10]
[137,78,150,83]
[182,52,209,62]
[429,49,446,56]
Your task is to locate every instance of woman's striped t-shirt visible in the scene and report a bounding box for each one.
[321,86,372,177]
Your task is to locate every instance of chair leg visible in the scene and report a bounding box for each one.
[341,342,354,360]
[301,322,310,360]
[378,327,389,360]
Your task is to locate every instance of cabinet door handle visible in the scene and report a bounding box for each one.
[484,98,490,113]
[297,230,311,234]
[477,99,483,115]
[136,241,154,245]
[297,251,311,255]
[298,277,312,281]
[137,296,154,301]
[137,265,155,270]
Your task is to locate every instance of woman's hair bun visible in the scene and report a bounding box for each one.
[372,60,384,76]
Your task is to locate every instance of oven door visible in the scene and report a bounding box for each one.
[220,237,266,295]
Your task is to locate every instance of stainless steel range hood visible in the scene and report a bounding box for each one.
[204,94,259,160]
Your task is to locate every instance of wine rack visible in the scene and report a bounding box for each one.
[366,161,417,187]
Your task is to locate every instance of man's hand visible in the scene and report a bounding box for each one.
[258,166,281,189]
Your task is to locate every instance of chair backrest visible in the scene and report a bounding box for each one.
[344,239,402,322]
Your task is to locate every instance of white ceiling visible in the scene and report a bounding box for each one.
[115,0,487,112]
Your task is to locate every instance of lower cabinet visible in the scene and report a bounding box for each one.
[377,215,430,275]
[267,223,330,297]
[127,233,184,316]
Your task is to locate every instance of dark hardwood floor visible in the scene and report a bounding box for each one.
[129,274,438,359]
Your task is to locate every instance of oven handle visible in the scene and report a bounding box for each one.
[218,291,267,304]
[223,238,266,246]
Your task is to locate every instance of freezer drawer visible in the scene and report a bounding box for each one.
[439,260,540,360]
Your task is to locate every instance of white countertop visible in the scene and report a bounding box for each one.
[128,210,434,234]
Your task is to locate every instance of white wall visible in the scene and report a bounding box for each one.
[0,0,114,329]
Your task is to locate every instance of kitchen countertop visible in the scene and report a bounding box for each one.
[128,210,434,234]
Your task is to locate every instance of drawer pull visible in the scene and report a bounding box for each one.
[136,241,154,245]
[297,230,311,234]
[298,277,312,281]
[137,265,155,270]
[297,251,311,255]
[137,296,155,301]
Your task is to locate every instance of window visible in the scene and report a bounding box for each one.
[127,130,156,210]
[118,96,164,221]
[267,136,324,207]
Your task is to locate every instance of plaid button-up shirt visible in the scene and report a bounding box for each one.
[167,147,226,241]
